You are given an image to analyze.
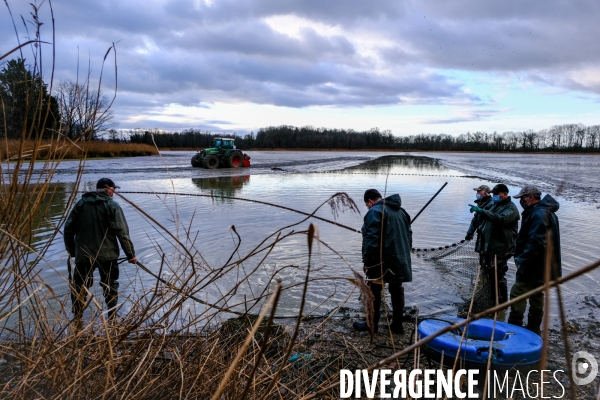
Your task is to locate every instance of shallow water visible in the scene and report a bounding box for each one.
[12,151,600,325]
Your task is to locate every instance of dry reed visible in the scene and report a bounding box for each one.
[0,139,158,161]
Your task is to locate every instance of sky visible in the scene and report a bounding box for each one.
[2,0,600,136]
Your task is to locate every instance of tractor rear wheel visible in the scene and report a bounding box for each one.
[227,151,243,168]
[191,153,202,167]
[203,154,220,169]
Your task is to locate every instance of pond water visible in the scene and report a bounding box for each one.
[15,151,600,326]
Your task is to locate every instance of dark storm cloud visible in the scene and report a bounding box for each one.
[2,0,599,130]
[114,50,474,108]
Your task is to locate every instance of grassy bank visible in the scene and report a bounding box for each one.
[1,139,158,160]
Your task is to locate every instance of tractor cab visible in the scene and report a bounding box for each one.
[213,138,235,149]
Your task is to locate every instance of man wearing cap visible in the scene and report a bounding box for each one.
[64,178,137,329]
[465,185,493,241]
[468,183,519,306]
[508,185,561,334]
[353,189,412,335]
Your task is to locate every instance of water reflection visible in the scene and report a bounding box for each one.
[342,155,447,173]
[31,184,69,243]
[2,183,70,252]
[191,175,250,201]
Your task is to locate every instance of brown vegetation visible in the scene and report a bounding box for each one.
[0,139,158,160]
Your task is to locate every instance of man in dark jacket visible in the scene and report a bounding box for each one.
[468,183,519,305]
[465,184,493,241]
[353,189,412,334]
[64,178,137,328]
[508,185,561,334]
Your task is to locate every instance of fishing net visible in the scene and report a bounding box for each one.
[412,239,479,278]
[412,239,496,317]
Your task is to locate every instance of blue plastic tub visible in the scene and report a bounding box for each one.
[418,316,543,370]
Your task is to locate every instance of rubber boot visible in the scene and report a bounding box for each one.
[372,284,381,329]
[389,284,405,334]
[526,316,543,336]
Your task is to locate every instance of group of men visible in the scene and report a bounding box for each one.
[64,178,560,336]
[353,183,561,336]
[466,183,561,334]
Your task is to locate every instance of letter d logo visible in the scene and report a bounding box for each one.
[571,351,598,386]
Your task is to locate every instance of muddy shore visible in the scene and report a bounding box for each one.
[290,308,600,399]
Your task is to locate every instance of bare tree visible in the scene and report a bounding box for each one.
[107,128,120,142]
[563,123,578,149]
[56,80,115,140]
[548,125,561,149]
[586,125,600,150]
[574,123,586,148]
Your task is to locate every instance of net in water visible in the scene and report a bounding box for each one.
[412,239,496,317]
[412,239,479,278]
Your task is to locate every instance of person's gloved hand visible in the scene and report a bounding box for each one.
[469,204,483,213]
[465,233,473,240]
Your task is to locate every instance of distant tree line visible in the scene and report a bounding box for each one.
[129,124,600,152]
[253,124,600,151]
[128,128,256,149]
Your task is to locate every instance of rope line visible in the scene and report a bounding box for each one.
[116,192,474,251]
[117,190,362,233]
[411,239,469,253]
[312,172,475,178]
[112,191,479,317]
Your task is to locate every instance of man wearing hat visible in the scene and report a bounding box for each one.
[353,189,412,335]
[508,185,561,334]
[465,185,493,241]
[64,178,137,329]
[468,183,519,306]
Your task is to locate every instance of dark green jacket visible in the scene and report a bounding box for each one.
[514,194,561,285]
[362,194,412,283]
[64,191,135,264]
[476,196,519,255]
[467,195,493,238]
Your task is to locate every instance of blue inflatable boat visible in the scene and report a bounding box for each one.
[418,316,543,370]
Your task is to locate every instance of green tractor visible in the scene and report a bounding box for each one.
[191,137,244,169]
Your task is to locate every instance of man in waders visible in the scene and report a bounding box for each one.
[353,189,412,334]
[508,185,561,335]
[468,183,519,307]
[64,178,137,330]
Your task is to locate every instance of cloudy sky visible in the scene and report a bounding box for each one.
[2,0,600,135]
